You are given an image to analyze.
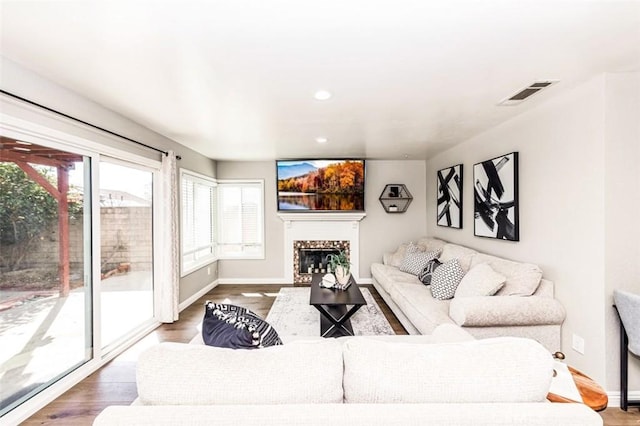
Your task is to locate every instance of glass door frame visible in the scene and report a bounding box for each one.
[0,103,164,424]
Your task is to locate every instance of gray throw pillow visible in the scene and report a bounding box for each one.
[399,250,440,276]
[430,259,466,300]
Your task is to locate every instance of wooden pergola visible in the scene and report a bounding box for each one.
[0,136,83,296]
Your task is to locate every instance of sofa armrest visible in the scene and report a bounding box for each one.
[449,296,566,327]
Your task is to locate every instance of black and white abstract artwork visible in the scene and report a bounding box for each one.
[473,152,519,241]
[437,164,463,228]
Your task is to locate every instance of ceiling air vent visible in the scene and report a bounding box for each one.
[498,80,559,106]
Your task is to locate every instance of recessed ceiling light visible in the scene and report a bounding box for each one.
[315,137,328,144]
[313,90,332,101]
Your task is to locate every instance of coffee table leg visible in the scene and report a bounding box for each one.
[314,304,363,337]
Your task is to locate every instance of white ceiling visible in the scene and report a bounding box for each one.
[1,1,639,160]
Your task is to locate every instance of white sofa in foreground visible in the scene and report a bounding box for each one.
[94,327,601,425]
[371,237,566,351]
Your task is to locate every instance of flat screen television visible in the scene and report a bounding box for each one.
[276,159,365,212]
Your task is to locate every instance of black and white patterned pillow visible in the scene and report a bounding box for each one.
[399,250,440,276]
[202,302,282,349]
[430,259,466,300]
[418,258,442,285]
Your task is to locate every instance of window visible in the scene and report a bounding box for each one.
[180,170,216,275]
[217,180,264,259]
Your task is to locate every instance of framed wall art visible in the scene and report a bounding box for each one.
[473,152,519,241]
[436,164,463,228]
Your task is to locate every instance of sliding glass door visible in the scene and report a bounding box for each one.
[0,142,92,416]
[98,160,154,350]
[0,135,160,420]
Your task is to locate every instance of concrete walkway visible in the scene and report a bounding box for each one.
[0,272,153,406]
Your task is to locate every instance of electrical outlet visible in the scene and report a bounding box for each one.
[572,334,585,354]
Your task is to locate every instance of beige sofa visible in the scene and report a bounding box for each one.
[93,327,600,425]
[371,237,566,352]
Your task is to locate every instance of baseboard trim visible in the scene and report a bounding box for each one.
[178,279,218,312]
[217,278,289,284]
[607,390,640,408]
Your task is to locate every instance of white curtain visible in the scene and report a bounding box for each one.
[158,150,179,322]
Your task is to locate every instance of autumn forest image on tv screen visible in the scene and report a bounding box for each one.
[276,160,365,211]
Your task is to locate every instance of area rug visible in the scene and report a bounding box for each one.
[265,287,395,336]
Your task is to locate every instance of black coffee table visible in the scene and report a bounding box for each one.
[309,273,367,337]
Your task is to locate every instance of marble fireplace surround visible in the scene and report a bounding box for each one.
[278,212,365,284]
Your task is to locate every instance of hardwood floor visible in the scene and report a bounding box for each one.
[20,284,640,425]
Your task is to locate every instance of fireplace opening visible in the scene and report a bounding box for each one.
[299,248,340,275]
[293,240,350,284]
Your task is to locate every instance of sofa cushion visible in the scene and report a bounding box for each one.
[431,259,466,300]
[470,254,543,296]
[389,282,454,334]
[385,243,407,267]
[399,250,440,276]
[202,302,282,349]
[94,402,604,426]
[416,236,447,253]
[342,337,554,404]
[371,263,421,296]
[418,258,442,285]
[438,244,477,272]
[454,263,506,298]
[137,341,344,405]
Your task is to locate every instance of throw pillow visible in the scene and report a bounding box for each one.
[387,243,409,267]
[202,302,282,349]
[454,263,506,297]
[418,258,442,285]
[430,259,466,300]
[399,250,440,276]
[406,241,423,253]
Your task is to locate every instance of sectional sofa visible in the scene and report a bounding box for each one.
[371,237,566,351]
[93,326,600,425]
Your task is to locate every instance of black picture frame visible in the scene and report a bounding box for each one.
[388,186,400,197]
[473,152,519,241]
[436,164,463,229]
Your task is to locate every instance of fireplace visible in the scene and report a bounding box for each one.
[293,240,350,284]
[279,211,365,284]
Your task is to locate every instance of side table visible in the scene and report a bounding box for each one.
[547,364,608,411]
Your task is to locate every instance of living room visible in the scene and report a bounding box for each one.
[1,1,639,425]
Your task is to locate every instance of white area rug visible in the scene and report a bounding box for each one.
[265,287,395,336]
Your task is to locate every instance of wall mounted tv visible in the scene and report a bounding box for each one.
[276,159,365,212]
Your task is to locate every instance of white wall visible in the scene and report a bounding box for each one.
[216,160,427,282]
[604,72,640,391]
[427,72,640,396]
[359,160,427,277]
[427,75,608,383]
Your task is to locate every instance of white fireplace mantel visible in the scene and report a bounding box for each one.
[280,212,364,284]
[277,212,366,223]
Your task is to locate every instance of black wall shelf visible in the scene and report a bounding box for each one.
[379,184,412,213]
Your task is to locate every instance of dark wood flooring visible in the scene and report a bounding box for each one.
[20,284,640,425]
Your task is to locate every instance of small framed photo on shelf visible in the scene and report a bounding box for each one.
[388,186,400,197]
